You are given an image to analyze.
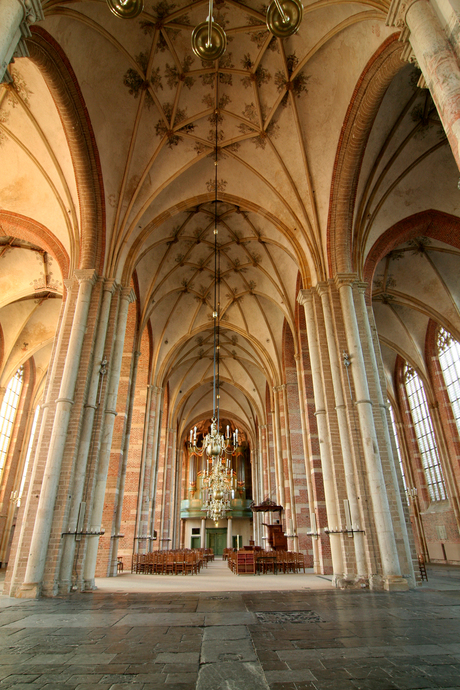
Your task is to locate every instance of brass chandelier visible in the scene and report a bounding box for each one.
[191,0,303,61]
[105,0,303,53]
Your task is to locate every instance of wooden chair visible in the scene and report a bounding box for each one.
[295,552,305,573]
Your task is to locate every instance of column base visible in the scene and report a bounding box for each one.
[82,578,97,591]
[15,582,41,599]
[384,575,409,591]
[334,574,370,589]
[57,580,72,595]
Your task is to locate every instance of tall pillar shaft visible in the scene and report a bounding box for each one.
[388,0,460,169]
[318,283,367,579]
[201,517,206,549]
[227,517,233,548]
[298,289,344,576]
[58,279,115,592]
[82,286,135,590]
[109,349,142,576]
[18,270,97,598]
[272,389,286,508]
[294,353,320,570]
[337,278,406,588]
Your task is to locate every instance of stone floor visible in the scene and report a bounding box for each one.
[0,564,460,690]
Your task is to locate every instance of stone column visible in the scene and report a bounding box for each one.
[227,516,233,548]
[0,0,43,83]
[297,289,344,577]
[281,383,299,552]
[18,270,97,598]
[82,286,136,590]
[201,517,206,549]
[318,283,367,580]
[356,283,415,583]
[109,349,142,576]
[148,386,163,549]
[272,387,286,508]
[58,279,115,592]
[135,384,155,554]
[294,353,320,570]
[337,276,407,590]
[6,280,73,596]
[387,0,460,169]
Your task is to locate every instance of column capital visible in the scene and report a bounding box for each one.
[297,288,314,306]
[355,281,369,295]
[21,0,44,25]
[315,281,330,297]
[386,0,418,29]
[273,384,286,392]
[74,269,98,286]
[334,273,358,290]
[120,286,136,303]
[63,278,74,294]
[152,386,163,395]
[259,424,267,430]
[102,279,118,295]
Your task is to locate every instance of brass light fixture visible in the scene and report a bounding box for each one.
[191,0,227,62]
[191,0,303,60]
[266,0,303,38]
[107,0,144,19]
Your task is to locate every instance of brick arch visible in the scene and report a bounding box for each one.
[363,210,460,299]
[0,210,70,279]
[327,34,404,277]
[27,28,105,274]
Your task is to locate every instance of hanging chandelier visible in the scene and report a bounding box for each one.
[191,0,303,61]
[188,87,240,522]
[189,421,239,521]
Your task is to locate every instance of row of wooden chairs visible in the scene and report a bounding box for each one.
[131,549,207,575]
[227,549,306,575]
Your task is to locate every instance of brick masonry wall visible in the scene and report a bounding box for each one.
[96,293,137,577]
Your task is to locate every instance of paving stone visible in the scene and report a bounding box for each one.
[153,653,199,665]
[202,625,248,640]
[201,637,257,663]
[196,661,269,689]
[164,672,198,683]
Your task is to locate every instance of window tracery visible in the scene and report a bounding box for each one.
[0,367,24,475]
[404,364,446,502]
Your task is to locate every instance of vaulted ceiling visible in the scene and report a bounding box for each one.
[0,0,459,437]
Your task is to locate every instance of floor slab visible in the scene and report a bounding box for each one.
[0,565,459,689]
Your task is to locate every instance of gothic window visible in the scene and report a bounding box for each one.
[437,327,460,436]
[389,403,409,503]
[0,367,24,475]
[17,404,40,506]
[404,364,446,501]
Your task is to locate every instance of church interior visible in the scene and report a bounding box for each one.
[1,0,460,601]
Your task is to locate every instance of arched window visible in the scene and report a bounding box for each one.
[0,367,24,475]
[17,404,40,506]
[388,403,409,503]
[404,364,446,501]
[437,327,460,436]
